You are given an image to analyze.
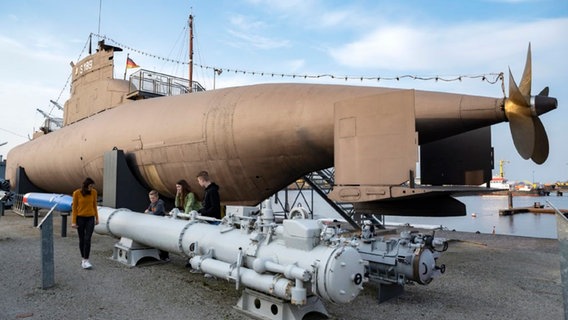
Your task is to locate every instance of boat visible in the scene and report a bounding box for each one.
[488,176,512,190]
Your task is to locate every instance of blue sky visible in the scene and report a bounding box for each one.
[0,0,566,183]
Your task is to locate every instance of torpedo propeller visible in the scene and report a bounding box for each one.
[505,43,557,164]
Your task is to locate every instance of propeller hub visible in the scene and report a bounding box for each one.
[532,95,557,116]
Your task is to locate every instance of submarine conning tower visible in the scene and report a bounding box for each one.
[63,40,133,126]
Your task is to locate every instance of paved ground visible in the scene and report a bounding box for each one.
[0,209,564,320]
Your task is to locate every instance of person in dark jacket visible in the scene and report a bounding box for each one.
[196,171,221,219]
[144,190,170,262]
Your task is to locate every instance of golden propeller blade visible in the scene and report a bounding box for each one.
[506,68,534,159]
[531,116,549,164]
[518,43,532,97]
[504,44,555,164]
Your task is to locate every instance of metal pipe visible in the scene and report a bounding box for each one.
[192,256,294,301]
[252,258,310,281]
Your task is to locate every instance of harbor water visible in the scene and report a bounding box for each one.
[274,190,566,239]
[385,195,565,239]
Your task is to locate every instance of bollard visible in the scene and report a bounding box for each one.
[33,207,39,227]
[61,213,68,237]
[39,211,55,289]
[0,201,4,217]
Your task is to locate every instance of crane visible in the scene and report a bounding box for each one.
[499,160,510,178]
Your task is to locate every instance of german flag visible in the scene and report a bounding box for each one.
[126,57,140,69]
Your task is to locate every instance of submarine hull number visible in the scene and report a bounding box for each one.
[76,60,93,75]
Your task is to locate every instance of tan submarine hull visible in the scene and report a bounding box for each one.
[6,83,503,205]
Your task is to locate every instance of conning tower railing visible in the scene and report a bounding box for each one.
[127,69,205,100]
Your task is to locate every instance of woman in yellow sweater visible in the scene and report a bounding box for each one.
[71,177,99,269]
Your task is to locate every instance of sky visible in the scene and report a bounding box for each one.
[0,0,566,184]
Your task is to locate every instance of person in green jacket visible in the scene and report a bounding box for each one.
[175,179,202,213]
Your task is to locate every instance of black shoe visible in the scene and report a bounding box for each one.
[185,261,191,268]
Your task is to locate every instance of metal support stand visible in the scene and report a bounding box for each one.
[61,213,68,237]
[377,283,404,303]
[33,207,39,227]
[37,204,57,289]
[102,149,153,212]
[234,288,328,320]
[14,166,45,195]
[112,237,161,267]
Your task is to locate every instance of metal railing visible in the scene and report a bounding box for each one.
[129,69,205,97]
[269,167,385,230]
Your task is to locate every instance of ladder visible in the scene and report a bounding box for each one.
[302,168,383,230]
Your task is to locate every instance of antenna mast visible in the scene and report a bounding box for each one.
[188,14,194,92]
[98,0,102,35]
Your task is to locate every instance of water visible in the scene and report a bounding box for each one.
[273,190,566,239]
[385,195,565,239]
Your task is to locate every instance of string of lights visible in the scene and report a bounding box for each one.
[92,33,505,88]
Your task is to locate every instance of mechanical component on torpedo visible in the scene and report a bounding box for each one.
[358,226,448,287]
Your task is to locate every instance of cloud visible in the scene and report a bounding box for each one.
[0,34,73,67]
[245,0,317,13]
[286,59,306,72]
[0,33,72,159]
[329,18,568,73]
[244,0,366,29]
[318,10,354,28]
[0,34,23,50]
[226,14,291,50]
[226,29,290,50]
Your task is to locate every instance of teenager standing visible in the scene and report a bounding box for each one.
[196,171,221,219]
[71,177,99,269]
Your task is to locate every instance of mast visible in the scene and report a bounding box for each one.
[188,14,194,93]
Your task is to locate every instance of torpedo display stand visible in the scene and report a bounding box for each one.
[23,193,73,238]
[111,237,161,267]
[37,204,57,289]
[102,149,151,212]
[102,148,163,266]
[376,283,405,303]
[235,288,328,320]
